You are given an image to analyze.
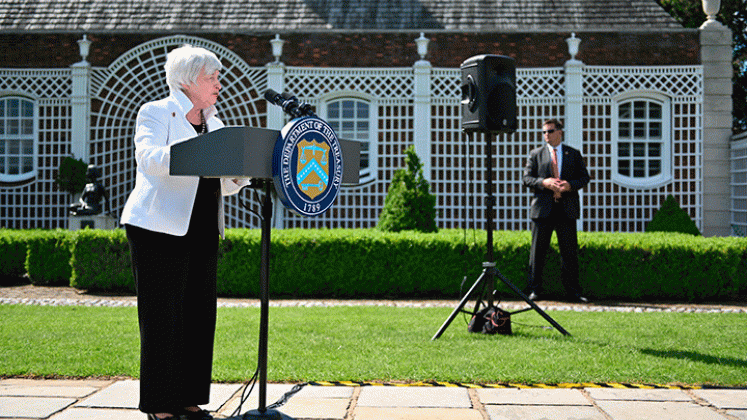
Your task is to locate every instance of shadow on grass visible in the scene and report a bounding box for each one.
[639,348,747,369]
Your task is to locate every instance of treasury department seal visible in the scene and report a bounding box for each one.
[272,116,343,217]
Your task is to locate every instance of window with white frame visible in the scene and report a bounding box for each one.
[0,96,36,182]
[325,97,374,183]
[612,93,671,188]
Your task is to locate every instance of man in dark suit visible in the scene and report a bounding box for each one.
[522,119,590,303]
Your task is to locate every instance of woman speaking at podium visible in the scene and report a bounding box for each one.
[120,45,249,420]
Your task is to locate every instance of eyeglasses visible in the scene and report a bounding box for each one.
[542,129,557,135]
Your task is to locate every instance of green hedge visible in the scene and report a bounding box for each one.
[0,229,29,284]
[577,232,747,301]
[69,229,134,292]
[25,229,73,286]
[1,228,745,302]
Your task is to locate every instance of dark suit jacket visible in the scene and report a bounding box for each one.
[522,143,590,219]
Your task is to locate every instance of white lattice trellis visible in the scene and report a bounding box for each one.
[280,67,415,228]
[0,70,72,229]
[0,36,706,234]
[429,68,568,231]
[0,69,72,99]
[582,66,703,232]
[285,68,414,100]
[583,66,703,98]
[731,136,747,236]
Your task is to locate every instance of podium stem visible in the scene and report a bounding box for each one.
[257,182,273,413]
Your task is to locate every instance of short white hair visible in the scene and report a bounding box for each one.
[164,44,222,93]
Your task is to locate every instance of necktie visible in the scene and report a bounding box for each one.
[551,148,561,202]
[551,147,560,179]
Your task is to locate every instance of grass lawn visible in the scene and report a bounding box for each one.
[0,304,744,387]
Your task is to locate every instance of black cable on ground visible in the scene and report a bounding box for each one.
[230,368,259,417]
[230,368,309,417]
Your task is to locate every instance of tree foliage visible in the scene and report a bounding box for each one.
[378,146,438,233]
[54,156,88,196]
[656,0,747,132]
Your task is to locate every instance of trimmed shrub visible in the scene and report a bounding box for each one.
[646,195,701,236]
[378,146,438,233]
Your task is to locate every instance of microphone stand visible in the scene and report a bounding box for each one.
[242,90,315,419]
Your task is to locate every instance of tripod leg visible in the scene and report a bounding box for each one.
[492,267,571,336]
[432,269,489,340]
[469,268,493,316]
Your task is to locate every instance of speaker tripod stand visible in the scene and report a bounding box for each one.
[431,131,570,340]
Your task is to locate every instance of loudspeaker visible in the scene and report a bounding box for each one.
[460,55,517,133]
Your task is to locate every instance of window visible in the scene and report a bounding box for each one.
[0,96,36,182]
[612,93,671,188]
[325,97,374,183]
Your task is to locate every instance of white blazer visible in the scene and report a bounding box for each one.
[120,90,249,238]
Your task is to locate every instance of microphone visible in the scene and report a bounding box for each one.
[263,89,285,107]
[280,91,296,102]
[263,89,315,118]
[281,91,315,117]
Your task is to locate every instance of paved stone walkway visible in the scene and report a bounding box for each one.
[1,378,746,420]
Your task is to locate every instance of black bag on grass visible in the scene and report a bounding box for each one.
[468,306,512,335]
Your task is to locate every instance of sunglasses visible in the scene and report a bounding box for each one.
[542,129,558,134]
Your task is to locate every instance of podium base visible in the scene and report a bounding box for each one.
[242,409,283,420]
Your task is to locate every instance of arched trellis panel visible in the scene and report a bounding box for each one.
[89,35,269,228]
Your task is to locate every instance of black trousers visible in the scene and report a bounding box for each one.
[528,202,582,297]
[126,223,218,413]
[125,177,222,412]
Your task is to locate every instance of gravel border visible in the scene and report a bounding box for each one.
[1,285,745,313]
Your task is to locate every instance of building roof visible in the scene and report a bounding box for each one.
[0,0,683,33]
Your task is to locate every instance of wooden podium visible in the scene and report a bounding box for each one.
[170,125,359,419]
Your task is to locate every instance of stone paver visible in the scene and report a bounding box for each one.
[484,405,606,420]
[280,396,349,419]
[585,387,692,401]
[693,389,747,409]
[595,400,730,420]
[353,407,483,420]
[219,383,295,416]
[75,379,139,409]
[478,388,592,406]
[2,379,745,420]
[355,386,471,408]
[0,395,77,418]
[0,381,100,398]
[49,408,143,420]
